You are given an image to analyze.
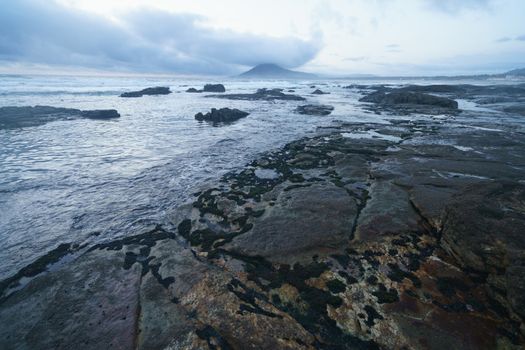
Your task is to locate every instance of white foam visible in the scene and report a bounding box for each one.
[341,130,402,143]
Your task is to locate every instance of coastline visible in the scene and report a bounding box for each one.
[1,102,524,348]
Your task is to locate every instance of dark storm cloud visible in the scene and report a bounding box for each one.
[0,0,320,74]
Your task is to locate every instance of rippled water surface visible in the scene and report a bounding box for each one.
[0,74,387,279]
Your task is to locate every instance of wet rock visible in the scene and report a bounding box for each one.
[202,84,226,93]
[296,104,334,116]
[80,109,120,119]
[207,88,305,101]
[195,108,249,123]
[0,105,81,128]
[0,249,142,350]
[187,84,227,93]
[120,86,171,97]
[0,106,120,129]
[399,84,466,94]
[312,89,329,95]
[146,239,317,349]
[441,182,525,319]
[138,272,201,350]
[354,181,421,241]
[360,91,458,109]
[225,182,358,263]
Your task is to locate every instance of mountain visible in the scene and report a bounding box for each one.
[238,63,317,79]
[506,68,525,76]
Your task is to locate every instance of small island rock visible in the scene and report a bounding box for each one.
[120,87,171,98]
[195,108,249,123]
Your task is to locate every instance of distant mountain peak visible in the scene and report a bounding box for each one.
[238,63,316,79]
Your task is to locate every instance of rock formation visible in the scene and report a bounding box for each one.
[195,108,249,123]
[207,88,305,101]
[120,87,171,98]
[0,106,120,129]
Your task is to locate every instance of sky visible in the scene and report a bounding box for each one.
[0,0,524,76]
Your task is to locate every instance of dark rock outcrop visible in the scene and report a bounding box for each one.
[312,89,329,95]
[120,87,171,98]
[359,90,459,115]
[360,91,458,109]
[398,84,466,94]
[202,84,226,93]
[194,108,249,123]
[296,104,334,116]
[207,88,305,101]
[80,109,120,119]
[0,106,120,129]
[186,85,226,93]
[0,106,81,128]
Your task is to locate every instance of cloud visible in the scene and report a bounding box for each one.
[496,35,525,43]
[496,37,512,43]
[422,0,493,13]
[343,56,368,62]
[385,44,401,53]
[0,0,320,74]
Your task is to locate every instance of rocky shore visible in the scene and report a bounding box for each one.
[1,83,525,349]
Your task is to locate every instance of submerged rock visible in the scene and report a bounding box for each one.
[195,108,249,123]
[312,89,329,95]
[296,104,334,116]
[120,86,171,98]
[206,88,305,101]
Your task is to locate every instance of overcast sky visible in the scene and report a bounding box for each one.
[1,0,524,76]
